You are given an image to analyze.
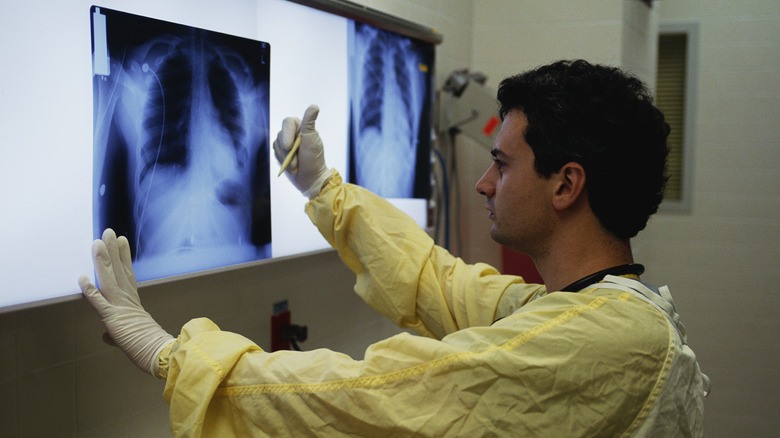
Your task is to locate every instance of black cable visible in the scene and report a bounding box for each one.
[561,264,646,292]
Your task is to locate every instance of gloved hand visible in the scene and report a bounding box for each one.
[79,229,175,376]
[273,104,332,199]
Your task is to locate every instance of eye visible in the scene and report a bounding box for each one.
[493,157,505,169]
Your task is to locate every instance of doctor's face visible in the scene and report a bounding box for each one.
[474,110,557,256]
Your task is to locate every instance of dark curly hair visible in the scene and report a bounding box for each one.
[496,60,670,239]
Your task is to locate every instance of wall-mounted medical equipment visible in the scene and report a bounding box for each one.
[439,69,499,151]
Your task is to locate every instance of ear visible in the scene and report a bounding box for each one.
[552,162,586,211]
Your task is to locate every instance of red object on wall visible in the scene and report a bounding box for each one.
[271,310,291,351]
[501,246,544,284]
[482,115,501,137]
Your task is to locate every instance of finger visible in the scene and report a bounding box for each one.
[277,117,301,153]
[116,235,142,306]
[103,229,136,296]
[273,137,286,163]
[116,235,137,289]
[78,275,94,293]
[91,238,120,302]
[273,137,298,171]
[102,229,128,290]
[79,275,110,314]
[288,150,299,174]
[301,104,320,134]
[274,117,301,172]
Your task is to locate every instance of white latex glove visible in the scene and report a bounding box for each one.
[273,104,332,199]
[79,229,175,376]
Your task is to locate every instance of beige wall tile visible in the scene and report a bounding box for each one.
[0,380,17,437]
[0,312,16,383]
[76,420,128,438]
[15,302,75,375]
[17,363,75,437]
[75,349,165,433]
[124,406,172,438]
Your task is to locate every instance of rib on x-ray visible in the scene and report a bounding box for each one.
[348,21,433,199]
[91,7,271,282]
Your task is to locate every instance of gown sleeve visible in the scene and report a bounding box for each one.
[305,170,541,338]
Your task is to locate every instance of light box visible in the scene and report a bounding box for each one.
[0,0,439,312]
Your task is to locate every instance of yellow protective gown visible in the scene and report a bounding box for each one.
[157,171,709,437]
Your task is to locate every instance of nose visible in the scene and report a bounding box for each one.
[475,164,495,197]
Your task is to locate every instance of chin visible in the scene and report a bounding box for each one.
[490,230,524,254]
[489,228,509,247]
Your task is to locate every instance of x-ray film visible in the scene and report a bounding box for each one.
[90,6,271,282]
[348,21,434,199]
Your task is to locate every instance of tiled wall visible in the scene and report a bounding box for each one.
[633,1,780,436]
[471,0,661,87]
[474,0,625,87]
[621,0,660,86]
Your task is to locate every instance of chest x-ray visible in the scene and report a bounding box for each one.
[91,6,271,282]
[348,21,434,199]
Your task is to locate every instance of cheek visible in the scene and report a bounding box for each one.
[496,175,524,205]
[494,183,524,224]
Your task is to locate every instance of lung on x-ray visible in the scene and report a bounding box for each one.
[348,21,434,199]
[90,6,271,282]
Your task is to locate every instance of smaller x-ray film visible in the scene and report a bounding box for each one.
[91,6,272,282]
[348,21,434,199]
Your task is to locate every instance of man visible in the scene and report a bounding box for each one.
[81,59,709,437]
